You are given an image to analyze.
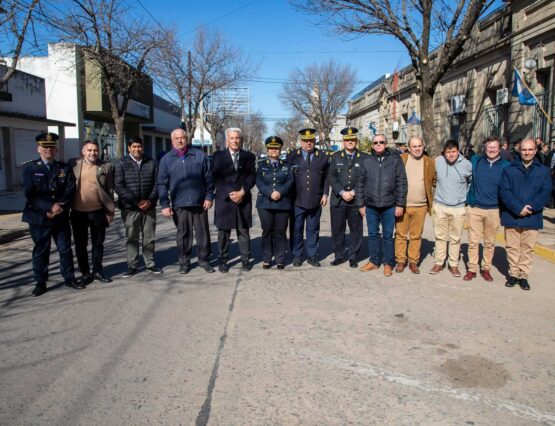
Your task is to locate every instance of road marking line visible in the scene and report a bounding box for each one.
[296,349,555,424]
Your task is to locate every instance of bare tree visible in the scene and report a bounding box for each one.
[226,112,267,153]
[279,60,356,148]
[0,0,40,90]
[274,114,304,151]
[51,0,167,157]
[152,27,257,140]
[293,0,494,153]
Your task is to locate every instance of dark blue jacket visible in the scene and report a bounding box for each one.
[157,148,214,209]
[286,148,329,210]
[467,155,510,208]
[499,158,552,229]
[256,159,294,210]
[22,159,76,225]
[114,155,159,211]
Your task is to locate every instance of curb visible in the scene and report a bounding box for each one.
[495,231,555,264]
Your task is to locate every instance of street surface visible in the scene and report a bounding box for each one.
[1,205,554,425]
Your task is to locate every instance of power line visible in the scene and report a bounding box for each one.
[251,49,405,55]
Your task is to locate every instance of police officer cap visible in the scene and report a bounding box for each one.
[340,126,358,140]
[265,136,284,149]
[35,132,59,148]
[299,128,317,140]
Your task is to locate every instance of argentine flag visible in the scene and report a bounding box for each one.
[512,69,536,106]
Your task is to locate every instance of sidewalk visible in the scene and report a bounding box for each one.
[1,190,555,262]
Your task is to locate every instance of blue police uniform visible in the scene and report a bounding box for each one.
[22,152,78,295]
[286,145,329,264]
[256,155,294,266]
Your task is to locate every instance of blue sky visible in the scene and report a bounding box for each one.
[138,0,409,133]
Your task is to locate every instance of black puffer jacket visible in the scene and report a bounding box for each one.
[355,149,407,209]
[114,155,159,210]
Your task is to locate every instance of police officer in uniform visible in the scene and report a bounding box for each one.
[256,136,294,269]
[22,132,84,297]
[287,128,329,267]
[328,127,366,268]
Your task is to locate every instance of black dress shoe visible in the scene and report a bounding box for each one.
[202,264,215,273]
[32,285,47,297]
[81,274,94,285]
[242,261,252,271]
[218,263,229,273]
[179,264,191,274]
[93,272,112,283]
[505,276,519,287]
[293,257,302,267]
[519,278,531,290]
[65,278,86,289]
[307,257,321,267]
[277,264,285,270]
[147,266,163,274]
[330,258,347,266]
[349,259,358,268]
[262,263,271,270]
[123,268,137,278]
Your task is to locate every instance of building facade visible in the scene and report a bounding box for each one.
[347,0,554,151]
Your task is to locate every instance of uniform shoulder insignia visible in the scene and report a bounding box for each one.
[296,149,300,155]
[22,159,36,166]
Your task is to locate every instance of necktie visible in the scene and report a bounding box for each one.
[46,163,52,176]
[232,152,238,171]
[273,162,278,170]
[306,152,311,168]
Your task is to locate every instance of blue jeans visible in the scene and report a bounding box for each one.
[366,206,395,267]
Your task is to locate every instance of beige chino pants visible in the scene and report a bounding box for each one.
[504,227,539,279]
[467,207,500,273]
[432,203,466,267]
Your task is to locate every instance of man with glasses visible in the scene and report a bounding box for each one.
[328,126,366,268]
[464,136,510,282]
[356,134,407,277]
[22,132,84,296]
[500,138,551,290]
[287,128,329,267]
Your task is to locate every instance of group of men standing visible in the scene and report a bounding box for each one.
[23,125,552,297]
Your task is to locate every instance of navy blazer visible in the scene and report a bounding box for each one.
[212,149,256,229]
[22,158,76,226]
[286,148,329,210]
[256,159,294,210]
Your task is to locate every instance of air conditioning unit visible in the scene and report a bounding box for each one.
[496,88,509,105]
[451,95,466,114]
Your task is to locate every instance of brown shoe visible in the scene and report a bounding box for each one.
[463,271,477,281]
[448,266,461,277]
[408,262,420,274]
[360,261,378,272]
[395,262,405,273]
[384,265,393,277]
[429,264,444,275]
[481,270,494,282]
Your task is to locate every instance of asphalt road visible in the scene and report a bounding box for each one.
[1,206,554,425]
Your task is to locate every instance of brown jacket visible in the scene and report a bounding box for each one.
[400,153,436,214]
[71,158,115,216]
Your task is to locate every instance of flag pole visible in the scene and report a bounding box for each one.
[513,67,553,125]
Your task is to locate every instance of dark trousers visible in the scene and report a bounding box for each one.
[366,206,396,267]
[173,206,211,266]
[258,208,289,264]
[330,205,363,261]
[217,228,250,263]
[71,209,107,275]
[29,220,75,285]
[293,206,322,259]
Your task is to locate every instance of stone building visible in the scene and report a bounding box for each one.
[347,0,554,152]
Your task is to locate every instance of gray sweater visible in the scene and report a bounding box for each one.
[434,154,472,207]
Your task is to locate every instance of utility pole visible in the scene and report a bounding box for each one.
[187,50,193,138]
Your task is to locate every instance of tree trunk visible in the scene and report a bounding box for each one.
[114,115,125,159]
[420,89,439,155]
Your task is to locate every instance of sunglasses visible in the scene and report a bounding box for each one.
[373,141,386,145]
